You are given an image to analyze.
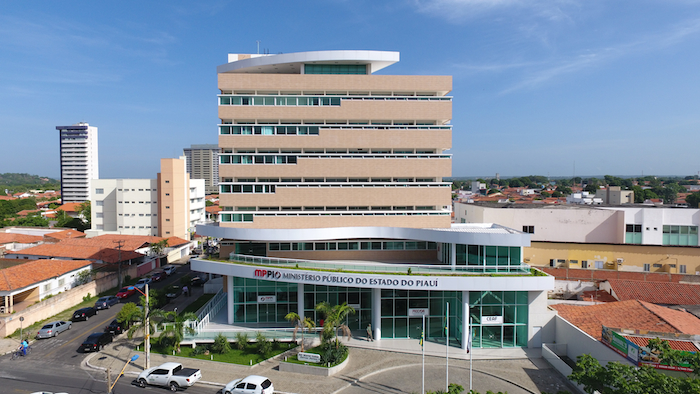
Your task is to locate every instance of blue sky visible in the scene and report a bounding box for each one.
[1,1,699,179]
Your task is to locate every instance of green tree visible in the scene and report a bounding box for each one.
[212,333,231,354]
[285,312,315,351]
[686,192,700,208]
[632,185,645,203]
[508,179,523,187]
[149,239,169,256]
[569,354,700,394]
[315,301,356,348]
[78,201,91,229]
[158,310,197,352]
[117,302,143,330]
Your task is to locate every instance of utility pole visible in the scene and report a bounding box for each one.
[114,240,125,289]
[145,283,150,369]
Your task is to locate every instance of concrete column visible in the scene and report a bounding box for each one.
[9,294,13,314]
[297,284,304,318]
[462,290,469,351]
[372,288,381,340]
[451,243,457,268]
[227,275,234,325]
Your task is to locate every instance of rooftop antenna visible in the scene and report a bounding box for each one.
[256,40,260,55]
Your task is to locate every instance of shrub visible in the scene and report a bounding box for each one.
[211,333,231,354]
[235,332,249,350]
[319,342,348,365]
[191,344,210,356]
[256,332,272,355]
[124,275,132,284]
[82,293,91,302]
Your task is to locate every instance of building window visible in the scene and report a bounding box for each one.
[96,213,103,218]
[663,225,699,246]
[643,264,650,272]
[58,278,65,286]
[96,200,104,207]
[581,260,588,269]
[165,206,170,209]
[165,193,170,196]
[95,188,104,194]
[595,261,604,269]
[680,265,687,274]
[625,224,642,244]
[165,180,170,183]
[522,226,534,234]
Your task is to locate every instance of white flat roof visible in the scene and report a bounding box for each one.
[196,223,530,247]
[217,50,400,74]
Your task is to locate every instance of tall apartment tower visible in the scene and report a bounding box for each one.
[183,144,219,194]
[55,122,99,203]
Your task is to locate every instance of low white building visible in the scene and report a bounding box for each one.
[455,202,700,246]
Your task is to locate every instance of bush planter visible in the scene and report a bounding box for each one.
[280,353,349,376]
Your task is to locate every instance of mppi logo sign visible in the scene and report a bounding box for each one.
[254,269,281,280]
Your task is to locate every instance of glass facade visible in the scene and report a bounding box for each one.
[469,291,528,348]
[231,277,297,323]
[380,289,462,345]
[303,285,372,330]
[304,64,367,74]
[625,224,642,244]
[226,278,530,349]
[662,225,699,246]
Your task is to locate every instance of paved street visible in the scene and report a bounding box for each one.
[0,259,577,394]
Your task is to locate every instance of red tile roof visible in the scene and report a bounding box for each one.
[0,259,92,291]
[551,300,700,340]
[0,233,43,244]
[626,336,698,352]
[205,205,221,214]
[540,267,687,283]
[608,279,700,305]
[16,209,39,217]
[7,243,143,263]
[581,290,618,303]
[44,229,86,241]
[56,202,83,213]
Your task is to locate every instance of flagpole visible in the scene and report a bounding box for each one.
[469,325,473,392]
[422,313,425,394]
[445,301,449,392]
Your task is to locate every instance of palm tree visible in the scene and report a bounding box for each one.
[158,310,198,352]
[285,312,316,352]
[315,302,355,348]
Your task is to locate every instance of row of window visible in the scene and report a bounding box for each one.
[118,225,157,229]
[220,154,447,164]
[219,95,452,106]
[222,206,438,212]
[222,148,436,155]
[220,211,448,222]
[222,177,437,182]
[220,125,320,135]
[219,183,445,194]
[269,241,438,252]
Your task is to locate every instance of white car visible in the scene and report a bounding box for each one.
[134,277,152,290]
[162,265,177,276]
[224,375,274,394]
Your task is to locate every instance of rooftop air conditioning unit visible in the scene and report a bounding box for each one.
[616,258,624,264]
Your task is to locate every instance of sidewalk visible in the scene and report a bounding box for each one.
[84,335,574,394]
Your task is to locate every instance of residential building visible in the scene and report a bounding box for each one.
[183,144,219,194]
[192,50,554,351]
[87,158,206,240]
[595,186,634,205]
[56,122,99,203]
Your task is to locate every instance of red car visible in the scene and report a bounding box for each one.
[151,271,166,282]
[116,286,136,299]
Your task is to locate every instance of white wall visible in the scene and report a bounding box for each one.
[39,266,92,299]
[528,290,557,347]
[91,178,159,237]
[455,203,624,243]
[553,314,634,367]
[189,179,206,233]
[602,207,700,245]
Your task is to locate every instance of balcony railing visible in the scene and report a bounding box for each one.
[227,253,533,275]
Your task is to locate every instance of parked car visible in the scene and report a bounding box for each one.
[134,277,152,291]
[72,307,98,321]
[94,295,119,310]
[104,319,125,335]
[116,286,137,299]
[224,375,274,394]
[162,265,177,276]
[190,275,208,287]
[137,362,202,391]
[36,320,71,339]
[81,332,113,352]
[165,285,181,299]
[151,270,166,282]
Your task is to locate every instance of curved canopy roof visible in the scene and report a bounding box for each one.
[217,50,400,74]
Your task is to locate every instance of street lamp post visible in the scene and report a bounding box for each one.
[108,354,139,394]
[132,283,150,369]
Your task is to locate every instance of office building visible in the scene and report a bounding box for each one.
[183,144,219,194]
[56,122,99,203]
[88,157,205,240]
[193,51,553,350]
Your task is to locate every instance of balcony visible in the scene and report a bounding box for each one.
[224,253,536,275]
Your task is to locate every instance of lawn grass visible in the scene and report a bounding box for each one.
[6,284,123,340]
[150,341,296,365]
[181,293,215,315]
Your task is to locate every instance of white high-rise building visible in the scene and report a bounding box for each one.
[183,144,219,194]
[56,122,99,203]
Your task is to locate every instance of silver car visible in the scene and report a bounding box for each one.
[36,320,71,339]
